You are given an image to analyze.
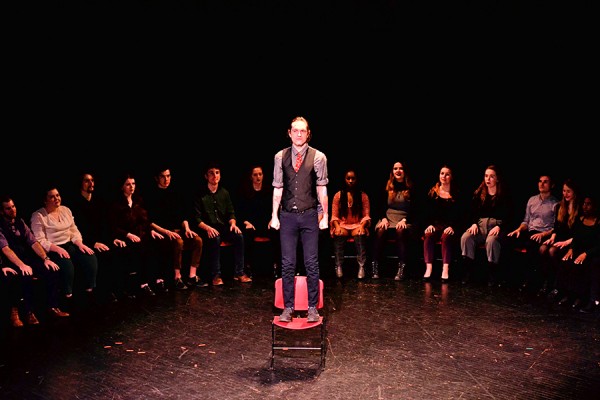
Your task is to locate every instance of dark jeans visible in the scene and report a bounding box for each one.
[505,230,546,286]
[539,243,567,290]
[280,208,320,308]
[95,247,130,297]
[556,259,589,300]
[1,254,61,311]
[113,238,163,290]
[50,241,98,296]
[0,272,24,310]
[202,225,245,277]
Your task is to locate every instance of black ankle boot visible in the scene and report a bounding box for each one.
[394,263,405,281]
[371,261,379,279]
[461,257,473,285]
[487,262,499,287]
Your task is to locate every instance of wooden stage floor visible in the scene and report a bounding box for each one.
[1,263,599,400]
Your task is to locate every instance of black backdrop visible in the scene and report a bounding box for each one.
[6,1,594,217]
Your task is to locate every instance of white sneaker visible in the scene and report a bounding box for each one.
[336,266,343,278]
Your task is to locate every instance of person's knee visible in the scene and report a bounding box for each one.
[460,233,471,245]
[174,237,184,250]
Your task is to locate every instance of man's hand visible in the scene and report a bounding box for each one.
[269,217,280,230]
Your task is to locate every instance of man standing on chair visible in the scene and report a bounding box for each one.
[269,116,329,323]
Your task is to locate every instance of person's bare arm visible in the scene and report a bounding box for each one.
[269,187,283,230]
[317,185,328,230]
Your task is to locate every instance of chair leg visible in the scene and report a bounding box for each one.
[270,323,275,370]
[320,319,327,370]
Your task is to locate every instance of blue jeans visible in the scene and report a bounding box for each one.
[203,226,245,277]
[1,253,61,311]
[51,241,98,296]
[280,208,320,308]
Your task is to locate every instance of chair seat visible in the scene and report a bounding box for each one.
[273,316,323,329]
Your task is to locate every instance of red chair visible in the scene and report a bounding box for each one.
[253,236,271,244]
[270,276,326,370]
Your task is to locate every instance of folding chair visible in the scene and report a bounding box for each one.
[270,276,326,370]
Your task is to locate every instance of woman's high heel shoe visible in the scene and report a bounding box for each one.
[423,264,433,282]
[441,265,449,284]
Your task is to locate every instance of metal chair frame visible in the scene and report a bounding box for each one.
[270,276,326,370]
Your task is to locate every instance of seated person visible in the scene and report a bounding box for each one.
[145,166,205,290]
[371,161,416,281]
[1,195,69,326]
[235,164,281,279]
[30,185,98,309]
[107,172,168,297]
[193,161,251,286]
[506,173,559,291]
[329,168,371,279]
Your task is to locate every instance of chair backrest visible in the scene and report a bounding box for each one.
[274,276,324,311]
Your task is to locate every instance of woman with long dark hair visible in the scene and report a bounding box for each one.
[330,168,371,279]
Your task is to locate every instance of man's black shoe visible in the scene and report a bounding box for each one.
[141,284,156,296]
[154,280,169,293]
[174,278,189,290]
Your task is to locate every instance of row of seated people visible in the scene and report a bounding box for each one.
[0,162,259,329]
[2,160,600,329]
[328,163,599,316]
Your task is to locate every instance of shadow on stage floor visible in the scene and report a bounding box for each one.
[1,263,599,400]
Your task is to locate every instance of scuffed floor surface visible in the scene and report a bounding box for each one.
[1,270,599,400]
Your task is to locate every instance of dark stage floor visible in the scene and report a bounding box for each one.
[1,261,599,400]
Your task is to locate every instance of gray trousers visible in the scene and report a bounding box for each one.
[460,218,504,265]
